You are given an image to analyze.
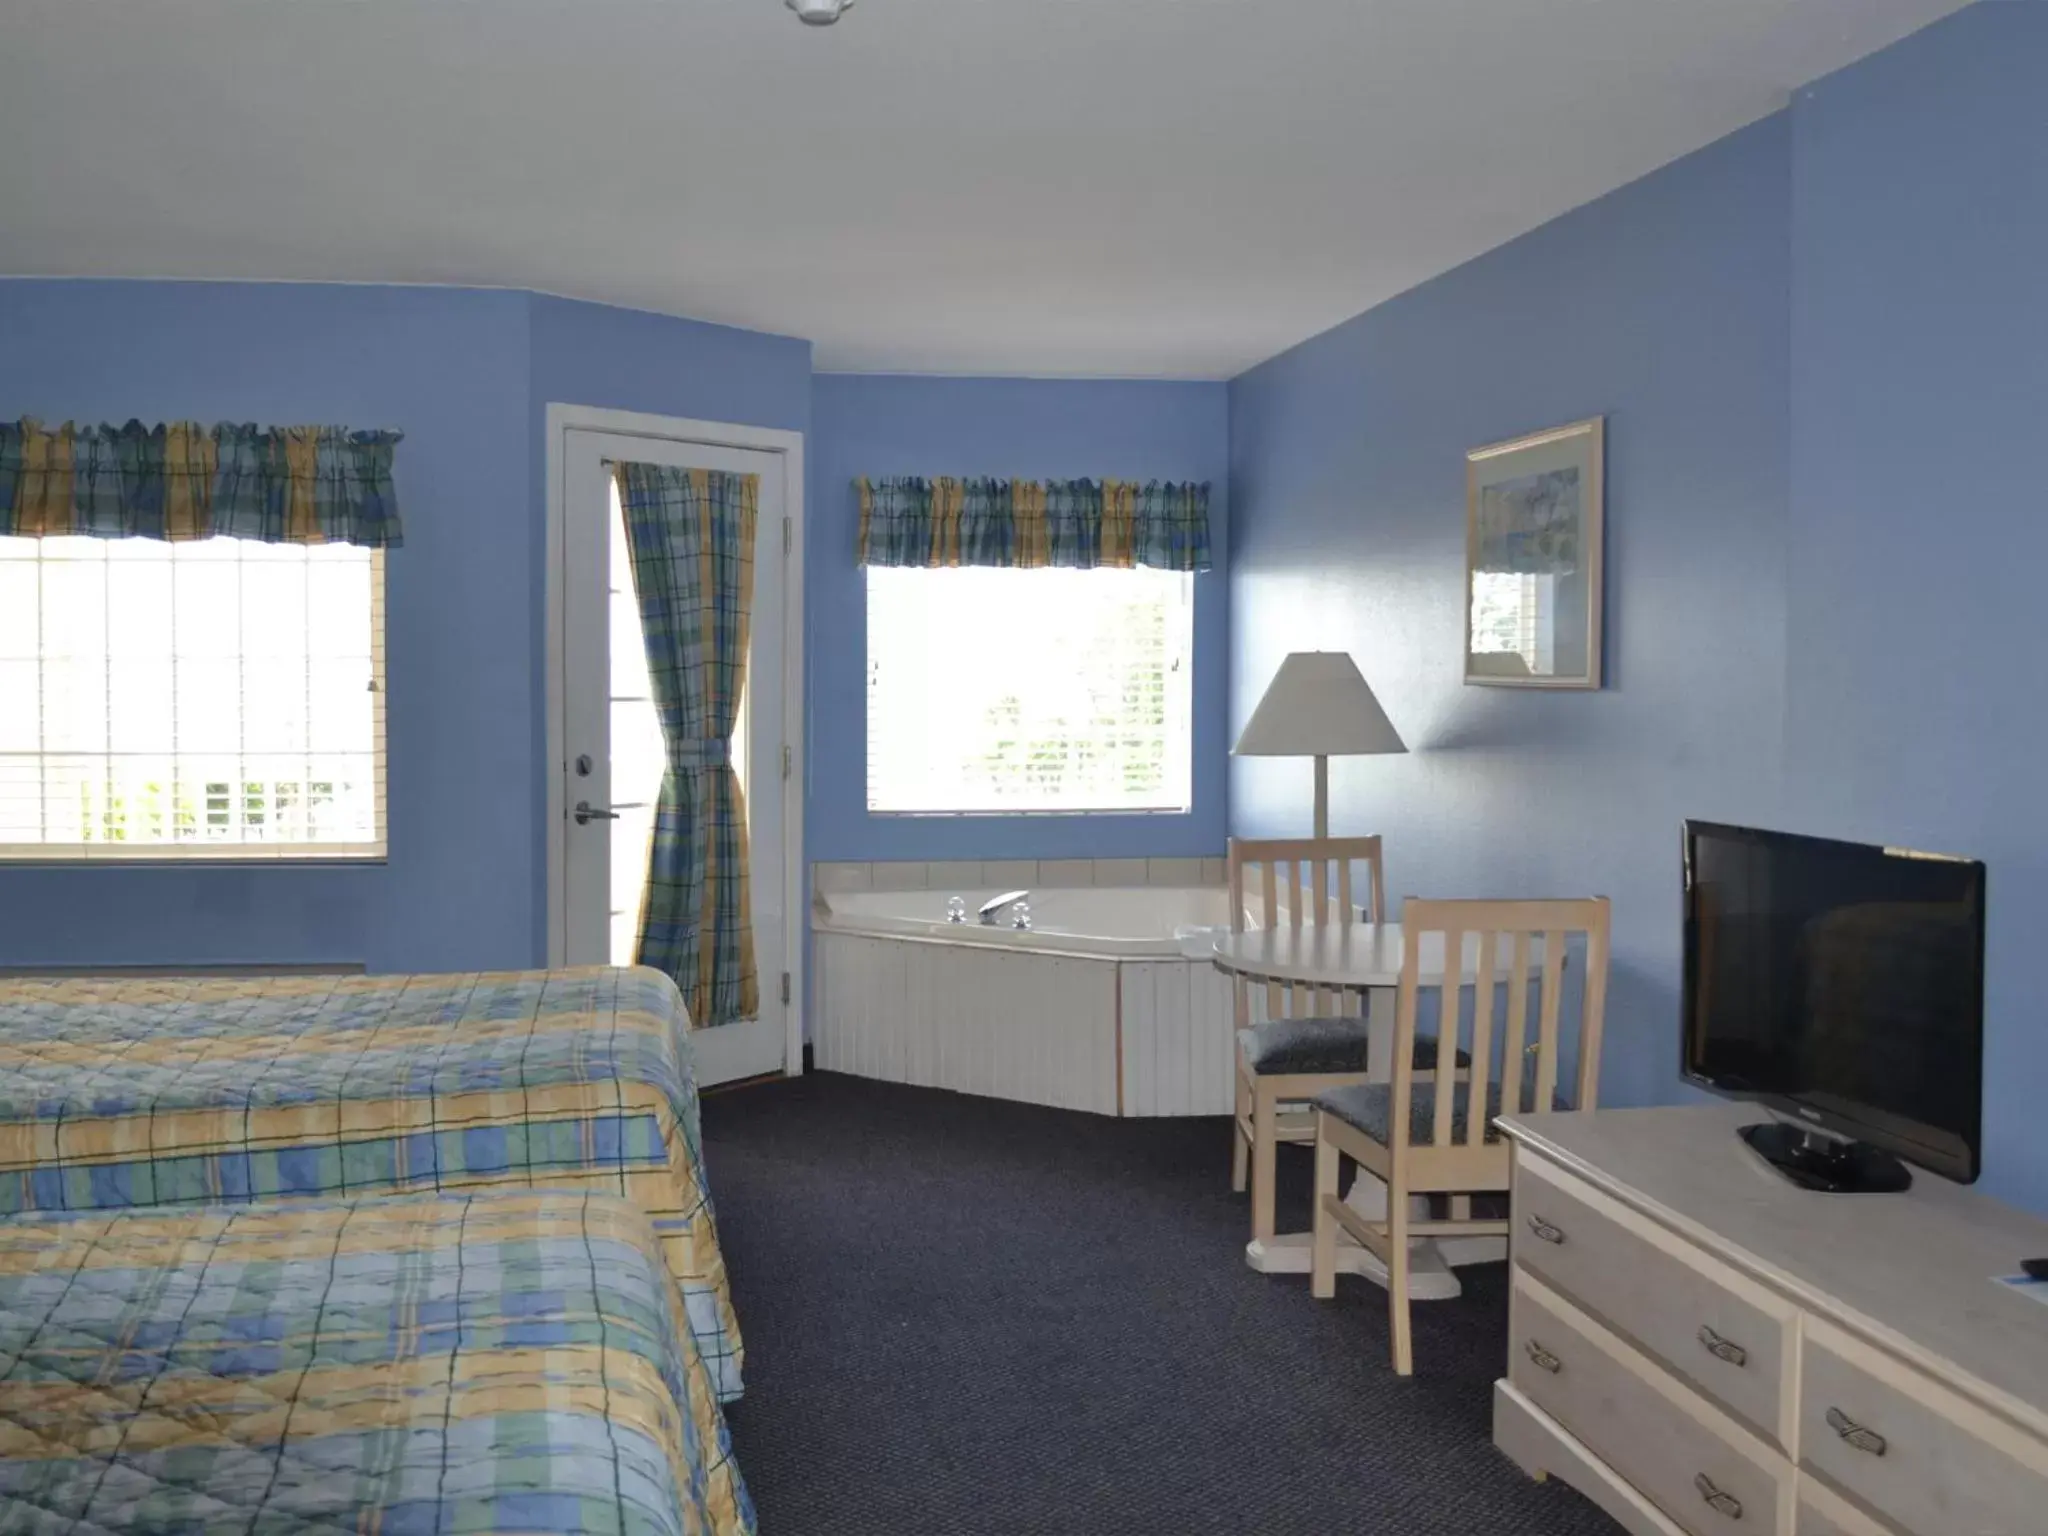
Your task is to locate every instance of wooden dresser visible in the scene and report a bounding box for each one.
[1495,1104,2048,1536]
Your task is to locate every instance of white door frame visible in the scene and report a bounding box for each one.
[543,402,806,1079]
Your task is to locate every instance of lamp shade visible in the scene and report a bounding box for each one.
[1233,652,1406,757]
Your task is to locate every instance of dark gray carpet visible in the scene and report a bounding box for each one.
[702,1071,1620,1536]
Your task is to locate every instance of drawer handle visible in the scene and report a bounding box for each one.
[1693,1473,1744,1521]
[1524,1339,1563,1375]
[1826,1406,1888,1457]
[1697,1324,1749,1368]
[1526,1214,1566,1245]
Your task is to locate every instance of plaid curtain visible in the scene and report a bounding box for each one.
[614,462,760,1028]
[858,477,1211,571]
[0,419,402,545]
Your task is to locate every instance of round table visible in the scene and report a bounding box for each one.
[1190,922,1521,1300]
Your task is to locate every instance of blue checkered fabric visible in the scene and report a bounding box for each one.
[0,1192,752,1534]
[0,966,745,1403]
[0,418,401,544]
[857,477,1212,570]
[614,463,760,1029]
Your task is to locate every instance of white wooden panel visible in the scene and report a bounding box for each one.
[1117,958,1237,1116]
[812,932,1120,1113]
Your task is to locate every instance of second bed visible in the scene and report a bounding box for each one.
[0,964,745,1401]
[0,1190,753,1534]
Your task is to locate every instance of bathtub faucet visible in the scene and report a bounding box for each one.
[977,890,1031,927]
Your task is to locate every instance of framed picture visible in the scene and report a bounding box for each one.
[1464,416,1604,689]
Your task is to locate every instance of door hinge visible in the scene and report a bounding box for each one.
[780,972,791,1006]
[782,516,792,554]
[782,743,793,780]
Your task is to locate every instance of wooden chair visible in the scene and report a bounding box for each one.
[1229,837,1465,1248]
[1309,896,1610,1376]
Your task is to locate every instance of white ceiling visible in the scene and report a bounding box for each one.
[0,0,1964,378]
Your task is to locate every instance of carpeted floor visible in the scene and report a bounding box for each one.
[703,1071,1621,1536]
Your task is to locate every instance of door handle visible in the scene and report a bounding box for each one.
[574,801,622,825]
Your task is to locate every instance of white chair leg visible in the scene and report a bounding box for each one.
[1230,1068,1250,1192]
[1387,1175,1414,1376]
[1310,1125,1340,1300]
[1250,1083,1279,1243]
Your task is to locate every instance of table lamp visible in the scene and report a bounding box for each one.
[1233,651,1406,837]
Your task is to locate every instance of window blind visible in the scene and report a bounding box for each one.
[0,535,386,859]
[866,566,1193,814]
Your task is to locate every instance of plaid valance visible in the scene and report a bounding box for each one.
[857,477,1211,572]
[0,419,403,546]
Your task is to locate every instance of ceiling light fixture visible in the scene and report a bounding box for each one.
[787,0,854,24]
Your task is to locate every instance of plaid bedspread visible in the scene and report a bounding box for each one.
[0,966,743,1401]
[0,1192,754,1535]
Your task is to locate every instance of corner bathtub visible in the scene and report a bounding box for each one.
[813,886,1240,1116]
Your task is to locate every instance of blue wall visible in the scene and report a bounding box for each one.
[1228,116,1793,1114]
[529,295,812,436]
[809,373,1230,862]
[1783,0,2048,1210]
[0,280,536,971]
[0,281,811,971]
[1228,2,2048,1208]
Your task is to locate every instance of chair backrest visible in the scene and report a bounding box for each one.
[1227,836,1387,1022]
[1390,897,1611,1156]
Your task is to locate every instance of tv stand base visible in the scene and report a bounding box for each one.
[1739,1118,1912,1193]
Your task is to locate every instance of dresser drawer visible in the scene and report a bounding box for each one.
[1796,1476,1899,1536]
[1515,1150,1795,1444]
[1799,1319,2048,1536]
[1513,1267,1792,1536]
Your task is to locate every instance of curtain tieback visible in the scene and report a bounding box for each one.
[668,738,733,770]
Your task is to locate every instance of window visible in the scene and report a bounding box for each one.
[1469,570,1556,676]
[866,566,1192,814]
[0,536,386,859]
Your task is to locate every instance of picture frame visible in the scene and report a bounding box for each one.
[1464,416,1604,689]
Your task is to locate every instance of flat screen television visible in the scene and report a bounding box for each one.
[1682,820,1985,1189]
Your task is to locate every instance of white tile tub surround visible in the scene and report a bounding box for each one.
[921,860,984,893]
[868,861,932,892]
[1091,858,1151,886]
[810,856,1229,897]
[813,862,874,894]
[813,881,1240,1117]
[1036,859,1094,887]
[978,860,1039,888]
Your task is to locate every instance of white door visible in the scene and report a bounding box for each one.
[557,424,795,1086]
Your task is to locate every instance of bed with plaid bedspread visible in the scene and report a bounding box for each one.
[0,966,743,1402]
[0,1191,754,1534]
